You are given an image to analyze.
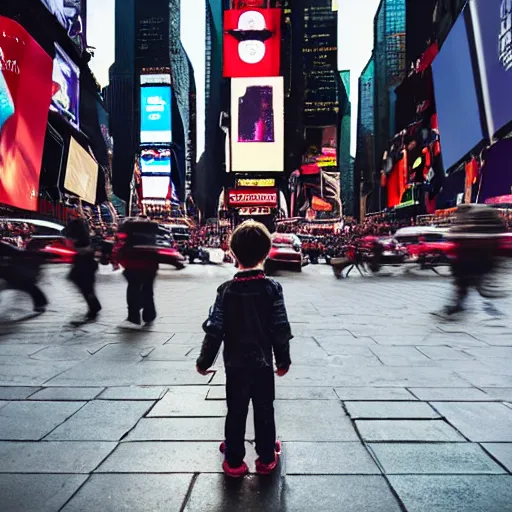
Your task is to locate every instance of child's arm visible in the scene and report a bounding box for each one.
[269,282,293,372]
[196,287,225,372]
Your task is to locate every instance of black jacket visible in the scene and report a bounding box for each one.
[196,269,292,371]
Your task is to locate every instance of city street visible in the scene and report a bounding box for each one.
[1,262,512,511]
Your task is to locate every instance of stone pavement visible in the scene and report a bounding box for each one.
[1,263,512,511]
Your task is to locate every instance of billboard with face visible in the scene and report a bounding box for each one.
[223,8,281,77]
[140,86,172,144]
[41,0,86,50]
[0,17,53,211]
[470,0,512,136]
[140,148,171,175]
[231,77,284,172]
[51,44,80,130]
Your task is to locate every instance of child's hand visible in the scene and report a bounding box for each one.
[196,365,215,376]
[275,367,289,377]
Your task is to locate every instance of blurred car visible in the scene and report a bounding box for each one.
[266,234,308,273]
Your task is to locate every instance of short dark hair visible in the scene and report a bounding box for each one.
[230,220,272,268]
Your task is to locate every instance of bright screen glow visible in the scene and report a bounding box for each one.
[231,77,284,172]
[51,44,80,130]
[141,176,170,199]
[432,12,484,171]
[470,0,512,136]
[140,148,171,175]
[65,137,98,204]
[140,86,172,144]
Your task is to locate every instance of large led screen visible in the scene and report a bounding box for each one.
[51,44,80,130]
[0,17,53,211]
[231,77,284,173]
[141,175,170,200]
[223,8,281,78]
[470,0,512,136]
[140,86,172,144]
[41,1,86,49]
[140,148,171,175]
[432,12,484,171]
[64,137,98,204]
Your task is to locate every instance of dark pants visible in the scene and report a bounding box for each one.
[123,269,157,324]
[225,367,276,467]
[69,252,101,317]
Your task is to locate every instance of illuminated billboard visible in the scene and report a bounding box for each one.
[140,148,172,175]
[141,175,171,200]
[0,17,53,211]
[64,137,98,204]
[40,0,86,50]
[231,77,284,172]
[227,187,278,207]
[51,44,80,130]
[470,0,512,136]
[140,74,171,85]
[140,86,172,144]
[224,8,281,77]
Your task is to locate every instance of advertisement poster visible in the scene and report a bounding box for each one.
[51,44,80,130]
[470,0,512,136]
[227,187,277,208]
[141,175,171,200]
[41,0,86,50]
[140,86,172,144]
[140,148,172,175]
[64,137,98,204]
[231,77,284,172]
[0,17,53,211]
[223,8,281,78]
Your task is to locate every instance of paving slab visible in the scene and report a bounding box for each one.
[284,442,381,474]
[184,474,402,512]
[458,371,512,388]
[147,387,222,417]
[0,401,85,440]
[334,387,415,401]
[0,474,88,512]
[275,400,358,441]
[417,346,475,360]
[0,386,39,400]
[481,443,512,472]
[97,441,256,473]
[432,402,512,442]
[463,347,512,359]
[61,474,192,512]
[29,387,104,401]
[45,400,154,441]
[388,475,512,512]
[97,386,168,400]
[345,401,439,419]
[0,441,116,473]
[408,387,492,401]
[356,420,465,442]
[206,385,337,400]
[0,344,44,356]
[0,358,77,386]
[369,443,505,474]
[29,345,105,361]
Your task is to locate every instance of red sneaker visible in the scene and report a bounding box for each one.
[222,460,249,478]
[255,441,282,475]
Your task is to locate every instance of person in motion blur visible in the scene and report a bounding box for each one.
[112,218,159,329]
[196,220,292,477]
[66,209,101,323]
[433,204,506,318]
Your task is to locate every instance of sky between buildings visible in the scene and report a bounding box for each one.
[87,0,381,157]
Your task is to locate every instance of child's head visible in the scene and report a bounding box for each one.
[230,220,272,269]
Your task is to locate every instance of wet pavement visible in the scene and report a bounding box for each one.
[1,263,512,511]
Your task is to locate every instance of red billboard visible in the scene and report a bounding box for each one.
[227,187,277,207]
[0,17,53,211]
[223,7,281,78]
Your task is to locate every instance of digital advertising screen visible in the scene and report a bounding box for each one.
[470,0,512,136]
[64,137,98,204]
[231,77,284,172]
[223,8,281,77]
[432,11,484,171]
[141,175,171,200]
[41,0,86,50]
[51,44,80,130]
[0,17,53,211]
[140,148,172,175]
[140,86,172,144]
[227,187,278,208]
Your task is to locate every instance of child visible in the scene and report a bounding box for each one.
[196,220,292,477]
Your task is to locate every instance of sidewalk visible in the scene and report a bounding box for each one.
[0,264,512,511]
